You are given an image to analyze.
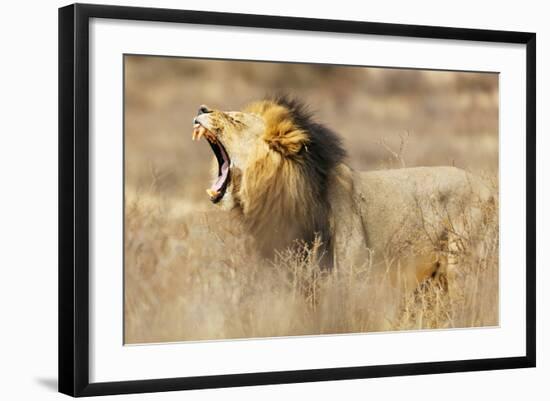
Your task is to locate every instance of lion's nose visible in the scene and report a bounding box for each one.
[197,105,211,115]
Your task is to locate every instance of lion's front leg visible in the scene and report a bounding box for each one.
[331,220,372,274]
[327,165,373,274]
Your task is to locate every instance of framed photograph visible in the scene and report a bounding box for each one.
[58,3,536,397]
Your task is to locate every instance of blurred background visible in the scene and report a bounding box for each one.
[124,56,499,343]
[125,56,498,215]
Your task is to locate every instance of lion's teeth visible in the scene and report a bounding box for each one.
[197,126,206,141]
[206,189,220,198]
[192,126,202,141]
[192,124,216,143]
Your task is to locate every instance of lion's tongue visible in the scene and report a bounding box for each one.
[211,146,230,192]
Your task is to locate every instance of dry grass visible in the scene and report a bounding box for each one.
[124,183,498,343]
[124,56,499,344]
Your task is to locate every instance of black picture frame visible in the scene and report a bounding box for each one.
[58,3,536,397]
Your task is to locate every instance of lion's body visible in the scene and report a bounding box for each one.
[192,96,496,296]
[328,163,493,292]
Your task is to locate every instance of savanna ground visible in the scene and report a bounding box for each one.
[124,56,499,344]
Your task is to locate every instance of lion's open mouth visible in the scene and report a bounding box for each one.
[192,123,230,203]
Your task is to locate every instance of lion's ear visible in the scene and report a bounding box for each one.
[263,116,308,156]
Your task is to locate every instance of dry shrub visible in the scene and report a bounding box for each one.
[124,180,498,343]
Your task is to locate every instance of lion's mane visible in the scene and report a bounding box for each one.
[236,96,346,258]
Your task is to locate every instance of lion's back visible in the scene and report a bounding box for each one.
[350,165,494,253]
[358,166,491,202]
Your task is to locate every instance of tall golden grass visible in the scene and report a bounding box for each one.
[124,56,499,344]
[124,178,498,343]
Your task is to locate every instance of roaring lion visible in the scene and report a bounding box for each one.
[191,96,495,295]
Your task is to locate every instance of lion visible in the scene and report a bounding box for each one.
[191,96,495,296]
